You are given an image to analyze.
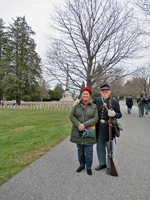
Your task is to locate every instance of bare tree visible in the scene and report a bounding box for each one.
[123,65,150,98]
[107,68,125,98]
[133,65,150,96]
[45,0,144,89]
[136,0,150,16]
[38,77,50,101]
[123,79,141,99]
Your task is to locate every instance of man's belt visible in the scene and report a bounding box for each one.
[100,119,109,124]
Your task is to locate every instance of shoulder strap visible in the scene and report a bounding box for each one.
[81,108,84,122]
[98,97,109,113]
[138,98,142,103]
[101,97,109,112]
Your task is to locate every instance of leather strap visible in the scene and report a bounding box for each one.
[81,107,84,122]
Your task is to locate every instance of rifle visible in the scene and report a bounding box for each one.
[109,102,118,176]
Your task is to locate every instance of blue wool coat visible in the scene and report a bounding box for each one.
[93,97,122,142]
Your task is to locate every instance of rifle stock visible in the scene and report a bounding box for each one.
[111,157,118,176]
[109,103,118,177]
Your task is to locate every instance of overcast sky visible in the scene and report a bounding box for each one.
[1,0,150,68]
[0,0,61,61]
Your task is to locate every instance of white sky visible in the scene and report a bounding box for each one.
[0,0,61,61]
[1,0,150,78]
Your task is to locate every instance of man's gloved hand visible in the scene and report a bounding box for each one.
[108,109,115,117]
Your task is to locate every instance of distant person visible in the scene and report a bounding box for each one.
[116,97,120,101]
[148,96,150,113]
[145,96,150,115]
[70,87,98,176]
[126,95,133,114]
[137,94,146,117]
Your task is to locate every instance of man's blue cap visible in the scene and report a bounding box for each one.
[100,84,110,91]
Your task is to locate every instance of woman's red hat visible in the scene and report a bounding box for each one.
[81,87,92,96]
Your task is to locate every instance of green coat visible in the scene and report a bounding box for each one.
[70,100,98,145]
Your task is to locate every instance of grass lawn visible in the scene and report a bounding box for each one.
[0,108,72,186]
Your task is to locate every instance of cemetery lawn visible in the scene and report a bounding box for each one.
[0,109,72,186]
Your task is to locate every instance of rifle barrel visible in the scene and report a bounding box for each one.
[109,102,118,176]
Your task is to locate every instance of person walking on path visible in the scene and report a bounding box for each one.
[70,87,98,176]
[116,97,120,101]
[93,84,122,175]
[144,96,150,115]
[137,94,146,117]
[126,95,133,114]
[148,96,150,113]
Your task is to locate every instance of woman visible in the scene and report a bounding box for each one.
[70,87,98,176]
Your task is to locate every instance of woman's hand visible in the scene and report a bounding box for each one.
[78,123,85,131]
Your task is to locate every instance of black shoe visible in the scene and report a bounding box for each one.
[95,164,107,170]
[106,168,111,175]
[76,167,85,173]
[87,169,92,175]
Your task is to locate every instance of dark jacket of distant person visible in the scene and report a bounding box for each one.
[126,96,133,108]
[137,94,146,106]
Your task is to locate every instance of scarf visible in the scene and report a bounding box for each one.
[81,99,89,109]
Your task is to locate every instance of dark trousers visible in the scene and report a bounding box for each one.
[77,144,93,170]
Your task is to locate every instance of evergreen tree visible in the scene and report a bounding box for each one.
[49,90,62,101]
[4,16,41,105]
[0,18,8,104]
[54,83,65,94]
[21,82,41,101]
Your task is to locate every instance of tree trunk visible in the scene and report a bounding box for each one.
[87,60,93,88]
[16,94,21,105]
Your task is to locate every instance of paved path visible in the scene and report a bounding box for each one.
[0,101,150,200]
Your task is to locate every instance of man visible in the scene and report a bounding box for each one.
[126,95,133,114]
[93,84,122,175]
[148,96,150,113]
[137,94,146,117]
[144,95,150,115]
